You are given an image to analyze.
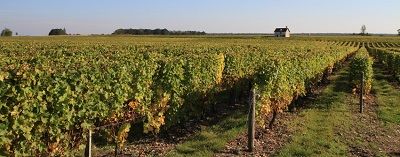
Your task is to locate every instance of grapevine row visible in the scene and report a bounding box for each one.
[0,37,357,155]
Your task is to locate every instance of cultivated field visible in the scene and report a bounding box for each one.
[1,36,399,156]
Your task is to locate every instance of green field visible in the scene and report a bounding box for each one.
[1,35,400,156]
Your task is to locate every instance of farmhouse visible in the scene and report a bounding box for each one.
[274,26,290,37]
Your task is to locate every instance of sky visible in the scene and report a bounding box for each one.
[1,0,399,35]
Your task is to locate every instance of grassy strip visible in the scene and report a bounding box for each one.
[278,64,400,157]
[373,65,400,124]
[277,68,352,156]
[165,110,247,157]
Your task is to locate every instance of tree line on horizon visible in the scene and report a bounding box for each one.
[1,27,400,36]
[112,28,206,35]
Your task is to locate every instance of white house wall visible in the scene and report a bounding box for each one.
[285,31,290,37]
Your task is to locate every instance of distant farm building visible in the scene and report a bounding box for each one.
[274,27,290,37]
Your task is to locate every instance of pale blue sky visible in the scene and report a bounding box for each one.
[1,0,399,35]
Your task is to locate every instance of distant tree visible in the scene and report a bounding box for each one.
[15,32,18,36]
[398,29,400,36]
[49,28,67,35]
[360,25,367,35]
[1,28,13,37]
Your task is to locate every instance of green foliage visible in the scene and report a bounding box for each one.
[1,28,12,37]
[349,48,374,94]
[253,45,356,126]
[0,43,160,155]
[0,36,357,155]
[116,123,131,148]
[367,47,400,81]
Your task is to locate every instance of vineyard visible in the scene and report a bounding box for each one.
[1,36,400,156]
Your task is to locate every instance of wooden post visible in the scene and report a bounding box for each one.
[360,72,364,113]
[111,125,119,157]
[248,84,255,152]
[114,144,118,157]
[84,129,92,157]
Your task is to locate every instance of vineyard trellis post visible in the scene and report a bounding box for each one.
[360,72,364,113]
[84,129,92,157]
[248,83,255,152]
[83,119,134,157]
